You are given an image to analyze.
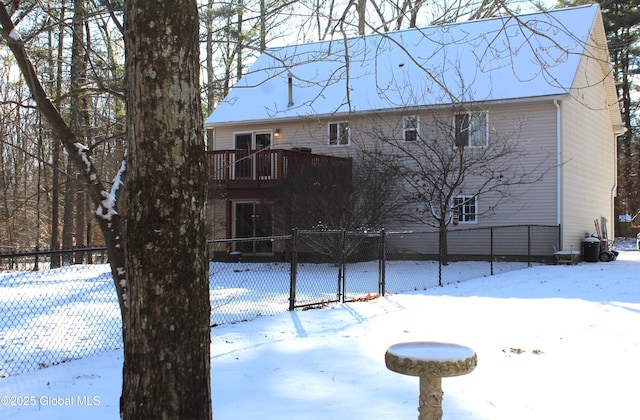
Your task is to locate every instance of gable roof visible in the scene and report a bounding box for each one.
[206,5,605,127]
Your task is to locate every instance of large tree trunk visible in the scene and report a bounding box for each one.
[121,1,211,418]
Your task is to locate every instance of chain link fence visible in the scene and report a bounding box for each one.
[208,236,292,326]
[383,225,560,290]
[1,225,558,376]
[0,248,120,378]
[289,230,382,308]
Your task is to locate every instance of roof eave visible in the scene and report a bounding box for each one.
[204,94,571,128]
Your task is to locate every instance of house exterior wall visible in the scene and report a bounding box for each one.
[209,78,618,257]
[464,101,559,227]
[210,100,564,255]
[349,101,560,256]
[559,53,618,251]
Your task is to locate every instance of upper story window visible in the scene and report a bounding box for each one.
[453,195,477,224]
[329,121,349,145]
[454,111,488,148]
[403,116,419,141]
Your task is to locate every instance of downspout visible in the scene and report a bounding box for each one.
[554,99,562,249]
[611,133,623,240]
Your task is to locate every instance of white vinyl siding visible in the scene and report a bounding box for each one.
[559,46,618,250]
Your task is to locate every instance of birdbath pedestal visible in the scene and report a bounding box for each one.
[385,342,477,420]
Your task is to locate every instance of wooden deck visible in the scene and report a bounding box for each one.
[207,149,352,198]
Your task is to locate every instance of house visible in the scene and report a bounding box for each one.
[204,5,623,259]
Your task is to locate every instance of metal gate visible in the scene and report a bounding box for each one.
[289,229,383,309]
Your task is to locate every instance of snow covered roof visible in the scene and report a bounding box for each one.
[205,5,602,127]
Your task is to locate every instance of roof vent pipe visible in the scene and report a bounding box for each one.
[287,72,294,107]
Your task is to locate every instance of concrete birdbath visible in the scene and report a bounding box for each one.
[385,342,477,420]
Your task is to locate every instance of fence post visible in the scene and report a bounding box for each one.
[33,245,39,271]
[289,228,298,311]
[527,225,532,267]
[490,227,494,276]
[438,250,442,287]
[339,229,346,303]
[379,228,386,296]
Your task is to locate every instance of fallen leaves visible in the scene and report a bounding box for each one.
[502,347,544,355]
[351,293,380,302]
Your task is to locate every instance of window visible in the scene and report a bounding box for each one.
[233,131,273,180]
[329,121,349,145]
[453,195,477,223]
[403,116,419,141]
[234,131,272,151]
[454,111,488,148]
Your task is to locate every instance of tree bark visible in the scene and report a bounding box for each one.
[122,0,211,418]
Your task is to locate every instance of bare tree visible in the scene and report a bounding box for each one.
[203,0,294,110]
[0,63,41,250]
[1,0,126,262]
[273,148,405,260]
[61,0,91,264]
[49,0,67,267]
[361,104,553,267]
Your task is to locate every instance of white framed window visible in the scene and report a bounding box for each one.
[329,121,349,145]
[452,195,477,223]
[234,131,272,150]
[454,111,488,148]
[403,116,419,141]
[233,131,273,180]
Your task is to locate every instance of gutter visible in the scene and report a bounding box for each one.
[204,94,572,130]
[612,136,619,236]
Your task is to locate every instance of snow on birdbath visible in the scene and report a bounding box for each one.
[385,342,477,420]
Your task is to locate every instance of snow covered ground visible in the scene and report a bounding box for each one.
[2,247,639,419]
[1,255,528,377]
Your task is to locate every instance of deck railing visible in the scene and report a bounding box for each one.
[207,149,352,190]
